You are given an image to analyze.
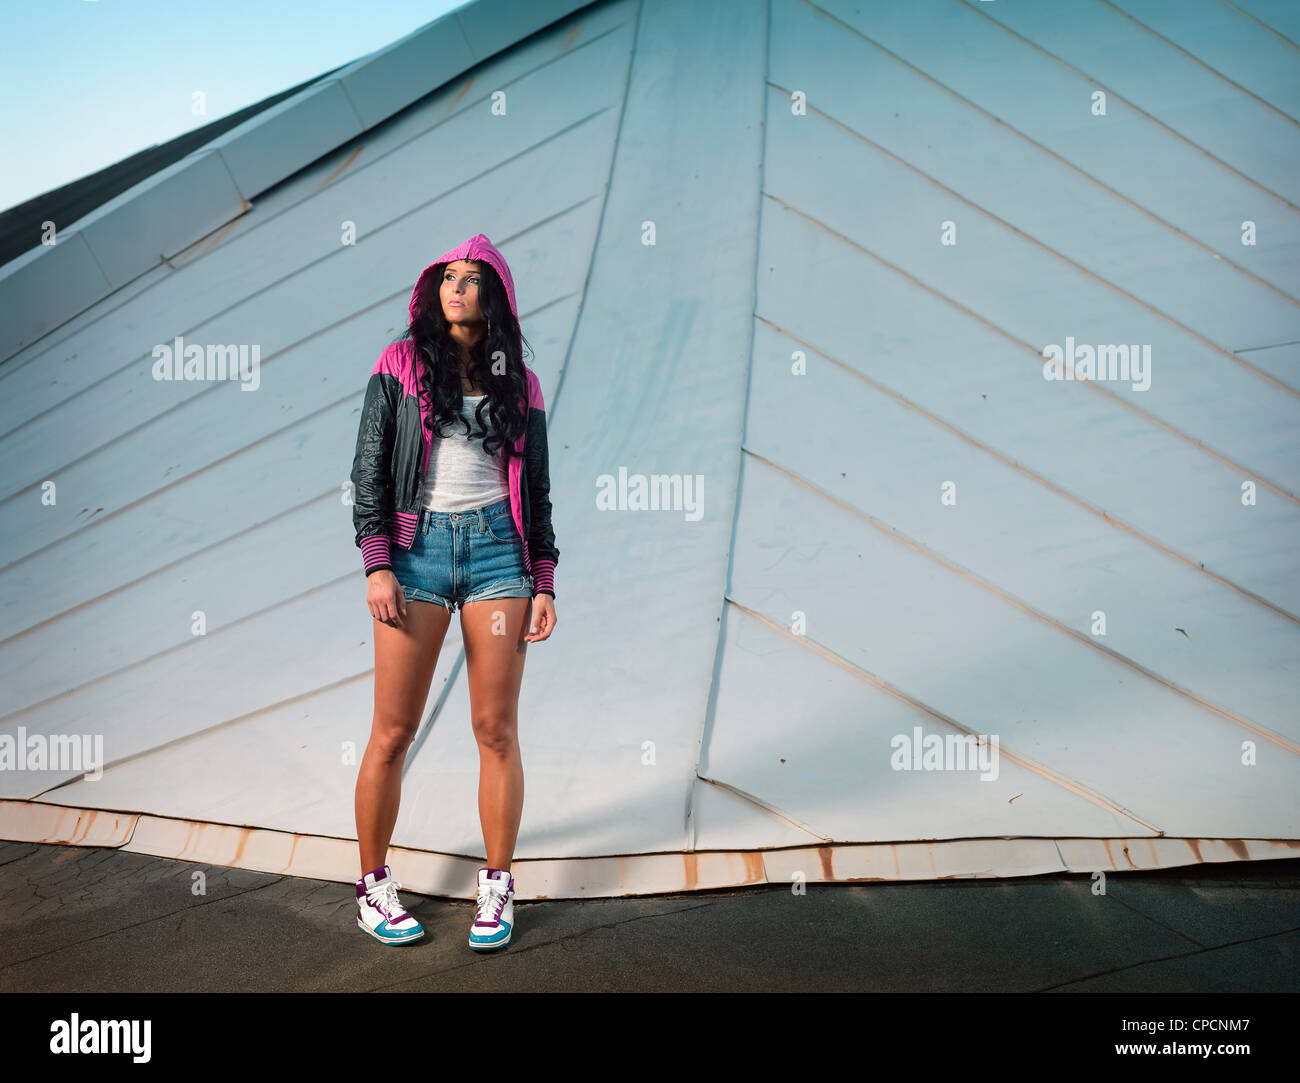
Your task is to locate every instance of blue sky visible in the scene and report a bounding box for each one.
[0,0,467,212]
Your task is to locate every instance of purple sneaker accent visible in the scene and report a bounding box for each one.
[357,864,392,894]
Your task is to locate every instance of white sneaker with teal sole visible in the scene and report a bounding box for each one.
[468,867,514,950]
[356,865,424,945]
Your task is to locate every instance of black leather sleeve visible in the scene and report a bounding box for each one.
[524,403,559,595]
[350,371,397,576]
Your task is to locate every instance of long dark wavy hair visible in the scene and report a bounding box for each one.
[395,258,531,462]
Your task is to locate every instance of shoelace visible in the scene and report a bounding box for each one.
[366,878,406,920]
[475,880,508,924]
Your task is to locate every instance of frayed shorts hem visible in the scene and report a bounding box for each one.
[399,574,535,613]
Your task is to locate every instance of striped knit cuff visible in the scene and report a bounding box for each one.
[360,534,392,576]
[531,558,556,597]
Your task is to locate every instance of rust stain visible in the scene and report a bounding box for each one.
[171,198,250,265]
[285,833,301,870]
[185,216,243,261]
[561,23,582,52]
[1102,839,1115,867]
[1225,838,1250,860]
[446,77,475,116]
[231,826,252,865]
[51,844,82,864]
[317,145,365,190]
[816,845,833,880]
[742,850,763,883]
[682,851,699,891]
[891,844,901,878]
[1187,838,1203,862]
[72,809,95,844]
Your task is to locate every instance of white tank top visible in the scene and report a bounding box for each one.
[421,394,510,511]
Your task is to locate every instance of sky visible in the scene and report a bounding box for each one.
[0,0,469,213]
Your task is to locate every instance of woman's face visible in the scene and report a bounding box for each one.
[440,260,485,326]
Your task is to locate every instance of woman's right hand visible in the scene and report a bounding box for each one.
[367,570,407,628]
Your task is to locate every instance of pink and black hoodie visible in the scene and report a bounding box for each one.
[349,234,558,597]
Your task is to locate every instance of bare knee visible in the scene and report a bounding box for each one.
[370,715,419,762]
[471,713,517,757]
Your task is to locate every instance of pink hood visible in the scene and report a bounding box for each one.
[409,232,523,368]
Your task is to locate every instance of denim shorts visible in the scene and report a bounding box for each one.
[389,496,534,613]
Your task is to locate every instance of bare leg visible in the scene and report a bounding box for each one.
[460,596,531,870]
[355,599,452,875]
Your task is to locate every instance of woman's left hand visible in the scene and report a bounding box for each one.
[525,594,556,642]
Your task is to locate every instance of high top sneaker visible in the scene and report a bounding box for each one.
[356,864,424,945]
[468,866,515,950]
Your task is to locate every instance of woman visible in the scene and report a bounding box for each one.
[348,234,559,951]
